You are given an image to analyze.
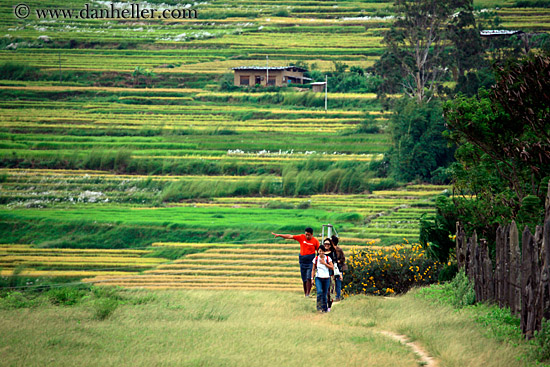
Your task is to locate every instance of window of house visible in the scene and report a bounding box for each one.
[267,77,276,85]
[240,76,249,85]
[255,76,262,85]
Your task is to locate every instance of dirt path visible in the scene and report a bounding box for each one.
[329,300,438,366]
[379,330,439,367]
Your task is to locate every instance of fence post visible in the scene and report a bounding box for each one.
[471,232,486,303]
[495,225,506,307]
[521,226,537,337]
[456,221,466,269]
[539,181,550,324]
[481,239,494,302]
[509,221,521,315]
[467,231,477,283]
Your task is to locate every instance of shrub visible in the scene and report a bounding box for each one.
[438,263,458,282]
[533,319,550,362]
[418,269,474,307]
[323,169,345,193]
[344,243,441,296]
[47,286,88,306]
[114,149,132,172]
[0,291,37,309]
[448,269,475,308]
[91,285,122,300]
[297,201,311,209]
[83,149,133,172]
[92,298,119,320]
[368,178,398,191]
[265,201,294,209]
[334,212,362,222]
[274,8,289,16]
[89,286,122,320]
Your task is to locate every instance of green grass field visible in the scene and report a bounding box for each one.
[0,287,543,367]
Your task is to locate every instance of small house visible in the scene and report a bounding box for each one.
[480,29,536,52]
[232,66,309,87]
[310,82,326,93]
[480,30,524,38]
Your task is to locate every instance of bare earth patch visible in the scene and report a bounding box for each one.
[380,330,438,367]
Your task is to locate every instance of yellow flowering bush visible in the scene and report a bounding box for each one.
[343,242,441,296]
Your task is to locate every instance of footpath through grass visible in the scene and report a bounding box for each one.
[0,287,544,367]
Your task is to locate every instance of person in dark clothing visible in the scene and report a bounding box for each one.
[331,235,346,301]
[322,237,339,310]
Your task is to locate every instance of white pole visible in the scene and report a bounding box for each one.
[322,224,333,240]
[325,75,327,112]
[266,55,269,86]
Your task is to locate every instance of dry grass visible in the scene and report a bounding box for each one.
[0,288,538,367]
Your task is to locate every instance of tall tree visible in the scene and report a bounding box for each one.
[376,0,481,102]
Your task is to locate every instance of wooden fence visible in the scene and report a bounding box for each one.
[455,183,550,338]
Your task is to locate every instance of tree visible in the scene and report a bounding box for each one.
[419,195,457,263]
[376,0,482,103]
[387,97,455,182]
[447,7,486,81]
[438,52,550,241]
[445,53,550,204]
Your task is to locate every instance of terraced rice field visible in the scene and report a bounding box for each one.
[0,244,163,278]
[1,0,546,291]
[84,242,366,291]
[0,86,390,172]
[0,168,444,245]
[0,241,384,292]
[0,178,445,291]
[1,0,548,73]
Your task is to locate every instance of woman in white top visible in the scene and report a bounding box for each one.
[311,246,333,313]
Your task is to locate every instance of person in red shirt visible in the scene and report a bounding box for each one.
[272,227,319,297]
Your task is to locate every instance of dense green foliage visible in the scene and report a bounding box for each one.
[386,98,454,182]
[418,53,549,261]
[325,63,383,94]
[418,270,474,308]
[419,195,457,263]
[439,53,550,243]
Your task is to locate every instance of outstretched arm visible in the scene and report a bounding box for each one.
[272,232,294,240]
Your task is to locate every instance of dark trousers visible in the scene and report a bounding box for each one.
[315,277,330,312]
[299,254,315,282]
